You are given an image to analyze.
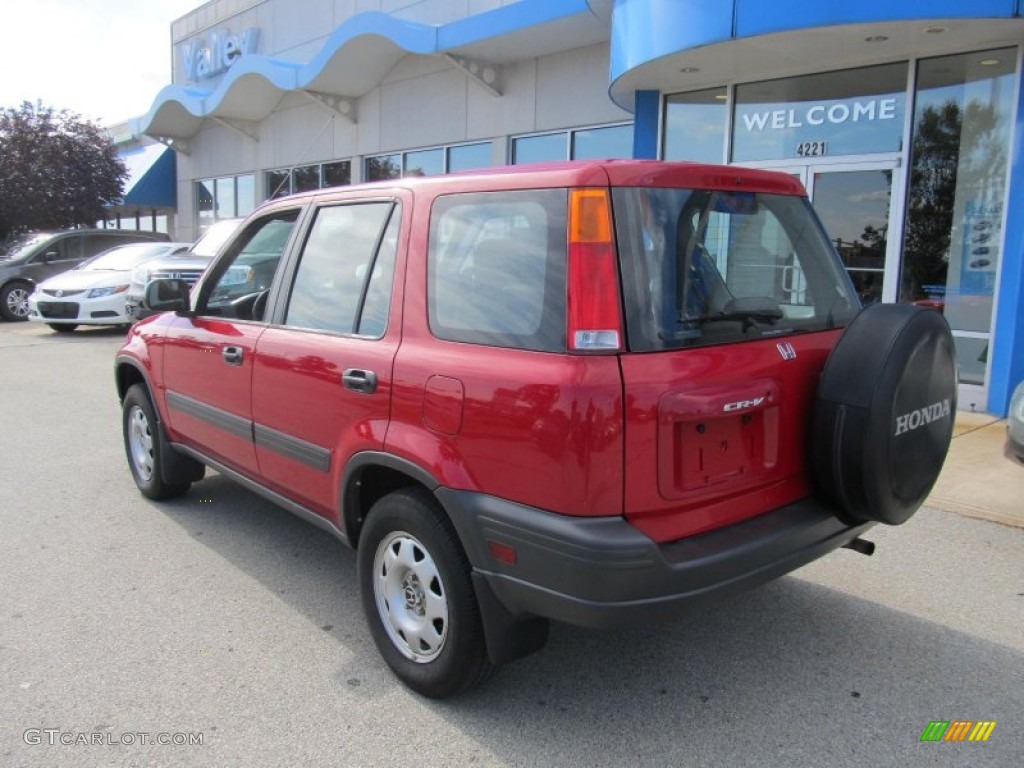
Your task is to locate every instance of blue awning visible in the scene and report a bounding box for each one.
[116,144,177,210]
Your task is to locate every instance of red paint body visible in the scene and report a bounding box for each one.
[119,160,841,545]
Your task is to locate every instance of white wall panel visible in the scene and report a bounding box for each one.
[535,44,629,131]
[379,68,469,150]
[466,58,537,138]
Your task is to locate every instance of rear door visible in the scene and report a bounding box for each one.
[161,207,302,476]
[250,194,406,520]
[612,182,860,543]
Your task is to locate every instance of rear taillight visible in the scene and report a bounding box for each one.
[567,188,623,352]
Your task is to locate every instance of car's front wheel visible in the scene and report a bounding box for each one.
[122,384,192,500]
[358,488,495,698]
[0,281,32,321]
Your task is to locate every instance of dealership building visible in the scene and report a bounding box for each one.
[119,0,1024,415]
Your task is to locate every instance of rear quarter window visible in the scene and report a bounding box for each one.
[428,189,567,352]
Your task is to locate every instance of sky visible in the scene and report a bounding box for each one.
[0,0,202,126]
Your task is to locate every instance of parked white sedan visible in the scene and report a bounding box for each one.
[28,242,189,331]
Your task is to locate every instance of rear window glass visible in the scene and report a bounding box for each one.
[613,187,859,351]
[428,190,567,352]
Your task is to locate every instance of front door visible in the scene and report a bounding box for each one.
[761,160,902,305]
[161,207,302,476]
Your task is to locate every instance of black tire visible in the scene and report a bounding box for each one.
[122,384,192,500]
[48,323,77,333]
[0,281,32,321]
[812,303,957,526]
[358,488,496,698]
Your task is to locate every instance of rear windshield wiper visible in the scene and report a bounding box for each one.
[658,299,784,341]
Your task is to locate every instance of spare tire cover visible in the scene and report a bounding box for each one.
[812,303,956,525]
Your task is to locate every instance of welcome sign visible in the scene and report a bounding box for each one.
[739,98,899,132]
[732,88,906,162]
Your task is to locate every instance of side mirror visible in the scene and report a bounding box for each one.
[42,250,60,262]
[144,278,192,315]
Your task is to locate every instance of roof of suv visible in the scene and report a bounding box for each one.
[269,160,809,206]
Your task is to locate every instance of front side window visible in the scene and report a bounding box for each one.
[284,202,398,336]
[428,190,567,352]
[613,187,858,351]
[201,210,299,320]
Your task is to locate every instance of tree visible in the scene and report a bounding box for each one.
[0,101,127,240]
[901,98,1004,302]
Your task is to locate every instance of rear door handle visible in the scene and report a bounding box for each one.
[222,346,244,366]
[343,368,377,394]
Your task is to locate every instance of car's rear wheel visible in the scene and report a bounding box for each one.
[358,488,495,698]
[48,324,77,333]
[122,384,192,500]
[0,281,31,321]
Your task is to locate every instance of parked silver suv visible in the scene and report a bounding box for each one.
[124,219,242,321]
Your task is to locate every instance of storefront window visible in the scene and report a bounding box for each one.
[236,175,255,216]
[292,165,319,193]
[732,63,907,162]
[900,48,1016,385]
[365,154,401,181]
[366,143,494,179]
[196,173,255,231]
[513,132,567,164]
[266,169,290,199]
[513,124,634,164]
[196,181,215,230]
[664,87,727,163]
[266,161,351,199]
[214,177,236,218]
[404,148,444,176]
[448,142,492,172]
[572,124,633,159]
[322,160,351,187]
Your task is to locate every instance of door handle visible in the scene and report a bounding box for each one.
[222,346,244,366]
[343,368,378,394]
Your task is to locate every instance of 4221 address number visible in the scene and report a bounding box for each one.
[796,141,828,157]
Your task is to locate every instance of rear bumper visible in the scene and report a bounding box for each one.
[439,488,874,628]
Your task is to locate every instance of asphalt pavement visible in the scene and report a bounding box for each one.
[0,321,1021,767]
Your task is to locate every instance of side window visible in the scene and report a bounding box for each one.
[284,202,397,336]
[87,235,125,257]
[202,209,299,320]
[428,190,567,352]
[40,236,81,262]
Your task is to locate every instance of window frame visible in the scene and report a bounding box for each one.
[279,199,401,339]
[192,205,305,323]
[509,122,634,164]
[427,188,569,353]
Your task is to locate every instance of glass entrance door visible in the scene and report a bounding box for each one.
[807,164,901,305]
[771,161,902,305]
